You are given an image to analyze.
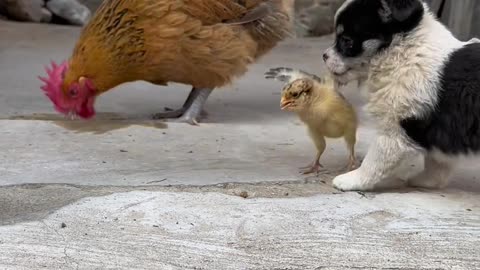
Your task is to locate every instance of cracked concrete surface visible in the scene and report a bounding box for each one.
[1,190,479,269]
[1,21,480,269]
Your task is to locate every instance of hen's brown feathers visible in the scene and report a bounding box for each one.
[183,0,252,24]
[65,0,292,92]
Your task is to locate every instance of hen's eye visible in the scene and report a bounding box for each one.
[69,88,79,97]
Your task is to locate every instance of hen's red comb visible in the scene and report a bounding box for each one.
[39,61,69,114]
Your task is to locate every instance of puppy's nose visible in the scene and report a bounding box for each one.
[322,53,329,62]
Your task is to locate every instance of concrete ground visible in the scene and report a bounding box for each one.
[0,21,479,269]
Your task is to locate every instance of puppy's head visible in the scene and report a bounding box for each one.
[323,0,425,85]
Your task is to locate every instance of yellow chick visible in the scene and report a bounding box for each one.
[265,67,358,174]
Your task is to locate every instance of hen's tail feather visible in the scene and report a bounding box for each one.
[240,0,293,57]
[224,3,270,25]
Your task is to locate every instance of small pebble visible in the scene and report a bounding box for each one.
[239,191,249,198]
[60,222,67,228]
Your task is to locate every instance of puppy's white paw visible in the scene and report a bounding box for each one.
[332,169,372,191]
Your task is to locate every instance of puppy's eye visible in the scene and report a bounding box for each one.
[340,36,354,49]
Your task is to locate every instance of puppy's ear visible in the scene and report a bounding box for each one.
[379,0,423,23]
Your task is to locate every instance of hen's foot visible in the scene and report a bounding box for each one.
[152,88,212,125]
[152,108,185,119]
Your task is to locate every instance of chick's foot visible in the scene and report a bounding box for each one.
[299,162,325,175]
[344,155,357,172]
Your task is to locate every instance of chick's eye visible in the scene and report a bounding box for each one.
[292,92,299,98]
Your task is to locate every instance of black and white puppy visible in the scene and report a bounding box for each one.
[323,0,480,191]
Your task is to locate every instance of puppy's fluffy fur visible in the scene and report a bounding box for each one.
[323,0,480,191]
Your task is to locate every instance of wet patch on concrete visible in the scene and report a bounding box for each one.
[3,113,167,134]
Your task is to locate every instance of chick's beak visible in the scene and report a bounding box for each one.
[280,97,294,110]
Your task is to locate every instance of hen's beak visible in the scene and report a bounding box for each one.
[280,97,294,110]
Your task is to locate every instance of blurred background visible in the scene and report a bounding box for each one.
[0,0,479,39]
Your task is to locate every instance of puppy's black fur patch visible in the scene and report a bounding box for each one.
[401,43,480,154]
[335,0,424,58]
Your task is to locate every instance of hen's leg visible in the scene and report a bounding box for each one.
[176,88,212,125]
[153,88,212,125]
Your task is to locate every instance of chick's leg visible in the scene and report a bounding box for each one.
[153,88,212,125]
[300,135,326,175]
[344,129,357,172]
